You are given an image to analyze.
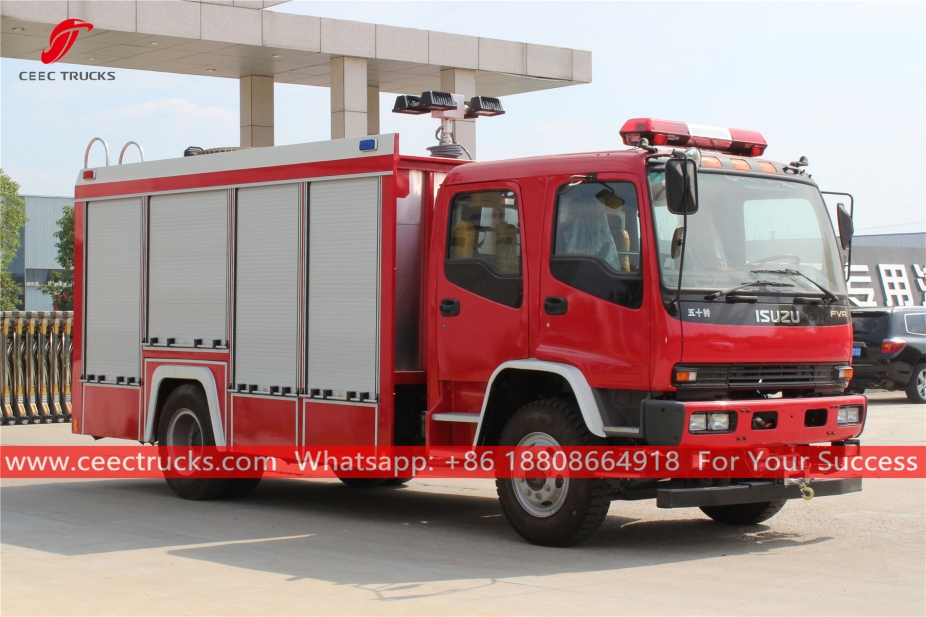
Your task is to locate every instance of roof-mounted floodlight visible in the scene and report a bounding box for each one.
[465,96,505,118]
[393,91,505,160]
[392,94,427,115]
[419,91,457,111]
[393,91,459,115]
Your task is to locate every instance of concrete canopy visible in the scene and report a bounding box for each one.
[0,1,591,96]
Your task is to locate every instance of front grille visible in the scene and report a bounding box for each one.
[676,363,844,393]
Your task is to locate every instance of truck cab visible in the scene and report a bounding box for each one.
[423,118,865,545]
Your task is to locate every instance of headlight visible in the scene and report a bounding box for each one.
[689,413,707,432]
[838,406,861,426]
[689,412,733,432]
[708,413,730,431]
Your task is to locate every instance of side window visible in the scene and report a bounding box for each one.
[445,190,522,308]
[905,313,926,335]
[551,181,643,309]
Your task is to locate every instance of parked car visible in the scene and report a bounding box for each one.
[849,307,926,403]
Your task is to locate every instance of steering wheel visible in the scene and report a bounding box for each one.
[753,254,802,265]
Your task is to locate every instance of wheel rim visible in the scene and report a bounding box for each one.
[166,409,203,447]
[917,368,926,399]
[510,431,569,518]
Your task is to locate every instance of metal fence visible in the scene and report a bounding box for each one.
[1,312,72,425]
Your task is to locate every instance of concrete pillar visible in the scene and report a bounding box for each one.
[440,68,477,159]
[330,56,368,139]
[240,75,274,147]
[367,86,380,135]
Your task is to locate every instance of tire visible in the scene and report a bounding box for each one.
[700,500,786,525]
[338,477,386,488]
[383,477,412,486]
[495,398,611,547]
[157,384,229,500]
[905,363,926,404]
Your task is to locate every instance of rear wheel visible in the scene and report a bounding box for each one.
[157,384,230,500]
[700,500,786,525]
[495,398,610,547]
[905,363,926,404]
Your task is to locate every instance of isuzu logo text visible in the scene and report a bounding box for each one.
[41,19,93,64]
[755,309,801,324]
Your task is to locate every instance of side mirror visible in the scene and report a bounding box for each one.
[665,158,698,215]
[836,202,853,250]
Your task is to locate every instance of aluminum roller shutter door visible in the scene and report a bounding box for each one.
[148,191,228,346]
[235,184,299,392]
[308,177,380,397]
[85,198,141,380]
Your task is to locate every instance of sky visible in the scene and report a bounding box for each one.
[1,1,924,235]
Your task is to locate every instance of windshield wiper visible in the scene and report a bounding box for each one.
[704,279,794,301]
[751,268,839,303]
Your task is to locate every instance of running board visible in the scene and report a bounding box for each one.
[432,412,480,423]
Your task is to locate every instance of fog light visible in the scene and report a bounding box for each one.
[689,413,707,432]
[838,406,861,426]
[708,413,730,431]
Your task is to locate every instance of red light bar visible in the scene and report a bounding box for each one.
[82,170,96,180]
[620,118,767,157]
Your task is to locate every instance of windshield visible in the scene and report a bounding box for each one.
[648,170,847,295]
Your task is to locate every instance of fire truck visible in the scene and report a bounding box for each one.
[72,97,866,546]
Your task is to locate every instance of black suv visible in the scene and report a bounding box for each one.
[849,307,926,403]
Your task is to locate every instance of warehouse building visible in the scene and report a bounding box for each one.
[6,195,70,310]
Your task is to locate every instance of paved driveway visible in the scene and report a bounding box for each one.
[2,392,923,616]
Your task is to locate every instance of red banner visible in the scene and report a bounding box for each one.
[1,445,923,479]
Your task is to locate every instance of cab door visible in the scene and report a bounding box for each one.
[535,173,650,390]
[433,182,529,410]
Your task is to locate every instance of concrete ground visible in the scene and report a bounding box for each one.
[2,391,924,616]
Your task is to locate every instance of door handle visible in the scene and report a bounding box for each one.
[544,296,568,315]
[440,298,461,317]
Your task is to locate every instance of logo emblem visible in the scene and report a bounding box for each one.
[41,19,93,64]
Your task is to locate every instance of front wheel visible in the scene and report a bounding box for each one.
[905,363,926,404]
[495,399,611,547]
[700,500,786,525]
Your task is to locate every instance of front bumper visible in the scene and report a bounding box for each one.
[642,395,868,447]
[656,478,862,508]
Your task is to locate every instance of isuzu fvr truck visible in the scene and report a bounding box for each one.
[72,108,866,546]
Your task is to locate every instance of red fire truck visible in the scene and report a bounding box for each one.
[72,104,865,546]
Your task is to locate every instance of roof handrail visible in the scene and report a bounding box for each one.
[119,141,145,164]
[84,137,110,168]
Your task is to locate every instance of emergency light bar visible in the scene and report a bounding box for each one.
[620,118,768,157]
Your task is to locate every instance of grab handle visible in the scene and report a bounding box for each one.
[118,141,145,164]
[84,137,110,168]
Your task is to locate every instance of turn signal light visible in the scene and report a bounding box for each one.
[836,366,854,379]
[881,338,907,355]
[675,370,698,383]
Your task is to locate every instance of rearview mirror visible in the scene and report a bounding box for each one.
[665,158,698,215]
[837,202,853,250]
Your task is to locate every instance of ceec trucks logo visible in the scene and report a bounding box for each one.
[41,19,93,64]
